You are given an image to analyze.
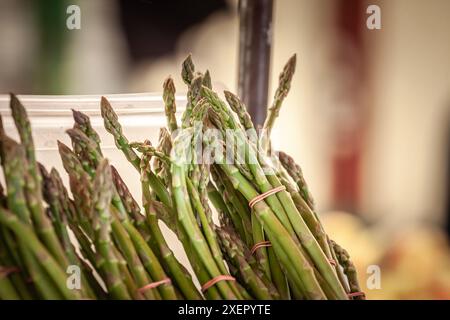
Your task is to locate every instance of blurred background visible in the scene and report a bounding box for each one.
[0,0,449,299]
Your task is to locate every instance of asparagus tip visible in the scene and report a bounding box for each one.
[100,96,110,111]
[9,92,20,105]
[9,92,26,117]
[163,77,176,94]
[57,140,71,154]
[71,109,87,123]
[280,54,297,82]
[181,54,195,85]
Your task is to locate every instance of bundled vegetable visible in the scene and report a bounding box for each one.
[0,55,364,300]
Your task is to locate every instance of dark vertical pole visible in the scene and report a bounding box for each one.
[238,0,273,127]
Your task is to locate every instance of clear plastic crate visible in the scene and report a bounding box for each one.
[0,93,186,195]
[0,93,194,280]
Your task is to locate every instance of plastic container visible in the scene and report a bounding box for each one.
[0,93,185,196]
[0,93,194,277]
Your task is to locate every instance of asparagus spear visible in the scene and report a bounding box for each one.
[111,165,151,241]
[0,266,21,299]
[180,54,204,128]
[0,136,73,299]
[152,128,172,186]
[1,136,32,224]
[58,141,95,237]
[109,212,155,300]
[172,131,238,299]
[0,227,21,300]
[100,97,172,208]
[181,54,195,85]
[140,153,202,300]
[278,151,315,210]
[276,155,349,291]
[91,159,131,299]
[9,95,72,270]
[66,127,102,173]
[72,109,102,154]
[217,227,275,300]
[0,205,80,299]
[0,231,33,299]
[224,90,254,131]
[163,77,178,133]
[331,240,365,300]
[261,54,296,153]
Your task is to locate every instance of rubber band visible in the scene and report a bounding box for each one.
[248,186,286,209]
[329,259,337,266]
[348,291,365,298]
[250,241,272,255]
[138,278,172,294]
[201,275,235,292]
[0,266,20,278]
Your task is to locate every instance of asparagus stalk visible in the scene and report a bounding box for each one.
[0,232,33,299]
[261,54,296,153]
[109,213,155,300]
[91,159,131,299]
[0,265,21,299]
[39,164,99,299]
[278,151,315,210]
[140,154,202,300]
[58,141,95,237]
[101,97,172,208]
[152,128,172,186]
[72,109,102,154]
[181,54,195,85]
[171,131,238,299]
[9,95,69,269]
[332,240,365,300]
[163,77,178,133]
[224,90,254,131]
[1,136,32,224]
[0,136,73,299]
[217,227,274,300]
[219,163,326,299]
[0,206,80,299]
[111,165,151,241]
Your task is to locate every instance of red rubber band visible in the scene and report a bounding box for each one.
[201,275,235,292]
[248,186,286,209]
[348,291,365,298]
[138,278,172,294]
[0,266,20,278]
[250,241,272,255]
[329,259,337,266]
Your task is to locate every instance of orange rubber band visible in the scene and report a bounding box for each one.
[248,186,286,209]
[348,291,365,298]
[138,278,172,294]
[0,267,20,278]
[201,275,235,292]
[250,241,272,255]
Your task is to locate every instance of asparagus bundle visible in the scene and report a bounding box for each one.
[0,55,364,300]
